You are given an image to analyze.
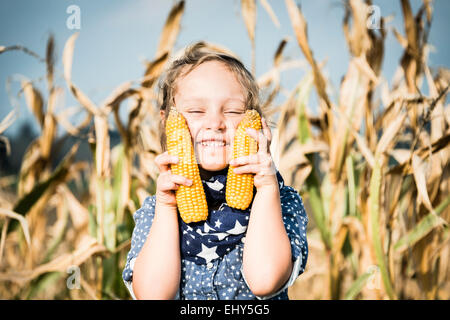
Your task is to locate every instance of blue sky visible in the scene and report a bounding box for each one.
[0,0,449,137]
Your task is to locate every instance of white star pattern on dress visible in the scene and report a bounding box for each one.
[196,228,205,236]
[205,179,224,191]
[204,223,215,233]
[226,220,247,235]
[123,181,309,300]
[196,244,219,263]
[211,232,229,241]
[214,219,223,228]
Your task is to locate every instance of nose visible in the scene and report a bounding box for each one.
[205,109,226,131]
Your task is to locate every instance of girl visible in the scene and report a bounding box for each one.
[122,42,308,300]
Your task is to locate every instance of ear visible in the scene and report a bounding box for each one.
[160,109,166,121]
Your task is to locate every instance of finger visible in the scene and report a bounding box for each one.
[258,129,269,155]
[245,127,259,142]
[233,163,276,176]
[158,173,179,191]
[261,117,272,145]
[232,163,259,175]
[246,128,269,155]
[170,174,193,187]
[230,154,259,166]
[155,151,179,172]
[158,172,191,192]
[232,152,273,170]
[261,117,271,138]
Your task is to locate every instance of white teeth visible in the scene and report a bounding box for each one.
[200,141,226,147]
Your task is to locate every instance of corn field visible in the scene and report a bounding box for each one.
[0,0,449,300]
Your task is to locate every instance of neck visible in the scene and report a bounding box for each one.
[199,166,229,180]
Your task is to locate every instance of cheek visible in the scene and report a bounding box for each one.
[184,120,201,142]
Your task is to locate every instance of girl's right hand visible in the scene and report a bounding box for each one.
[154,151,193,209]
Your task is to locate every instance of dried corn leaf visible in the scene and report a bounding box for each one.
[401,0,418,52]
[0,109,17,135]
[155,1,185,58]
[400,0,421,93]
[102,81,137,111]
[62,33,77,82]
[41,197,69,264]
[142,52,169,88]
[394,195,450,252]
[274,38,287,67]
[55,106,91,136]
[424,65,447,156]
[241,0,257,73]
[0,237,106,285]
[21,80,44,128]
[93,116,110,178]
[39,113,56,160]
[0,45,44,61]
[17,139,42,197]
[354,55,379,84]
[411,154,446,224]
[285,0,331,111]
[389,149,411,165]
[59,185,89,230]
[375,112,407,157]
[344,0,372,56]
[330,99,375,168]
[62,32,101,116]
[278,138,311,186]
[9,143,79,234]
[393,28,408,49]
[0,208,31,247]
[241,0,256,43]
[330,58,368,182]
[46,34,55,91]
[259,0,280,28]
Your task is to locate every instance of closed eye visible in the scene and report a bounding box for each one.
[225,111,245,114]
[187,110,204,114]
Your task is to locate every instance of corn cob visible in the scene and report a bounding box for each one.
[165,106,208,223]
[226,109,262,210]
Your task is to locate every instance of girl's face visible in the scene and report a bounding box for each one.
[173,61,246,172]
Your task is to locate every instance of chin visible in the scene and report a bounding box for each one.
[195,145,231,172]
[199,162,228,172]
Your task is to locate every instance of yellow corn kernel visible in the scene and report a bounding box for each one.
[226,109,262,210]
[165,106,208,223]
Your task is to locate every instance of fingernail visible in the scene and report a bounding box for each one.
[187,179,193,185]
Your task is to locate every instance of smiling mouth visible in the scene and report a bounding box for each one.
[197,140,229,147]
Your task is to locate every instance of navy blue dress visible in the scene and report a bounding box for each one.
[122,171,308,300]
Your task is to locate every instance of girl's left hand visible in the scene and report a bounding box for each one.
[229,117,278,190]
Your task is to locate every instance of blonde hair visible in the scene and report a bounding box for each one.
[158,41,264,151]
